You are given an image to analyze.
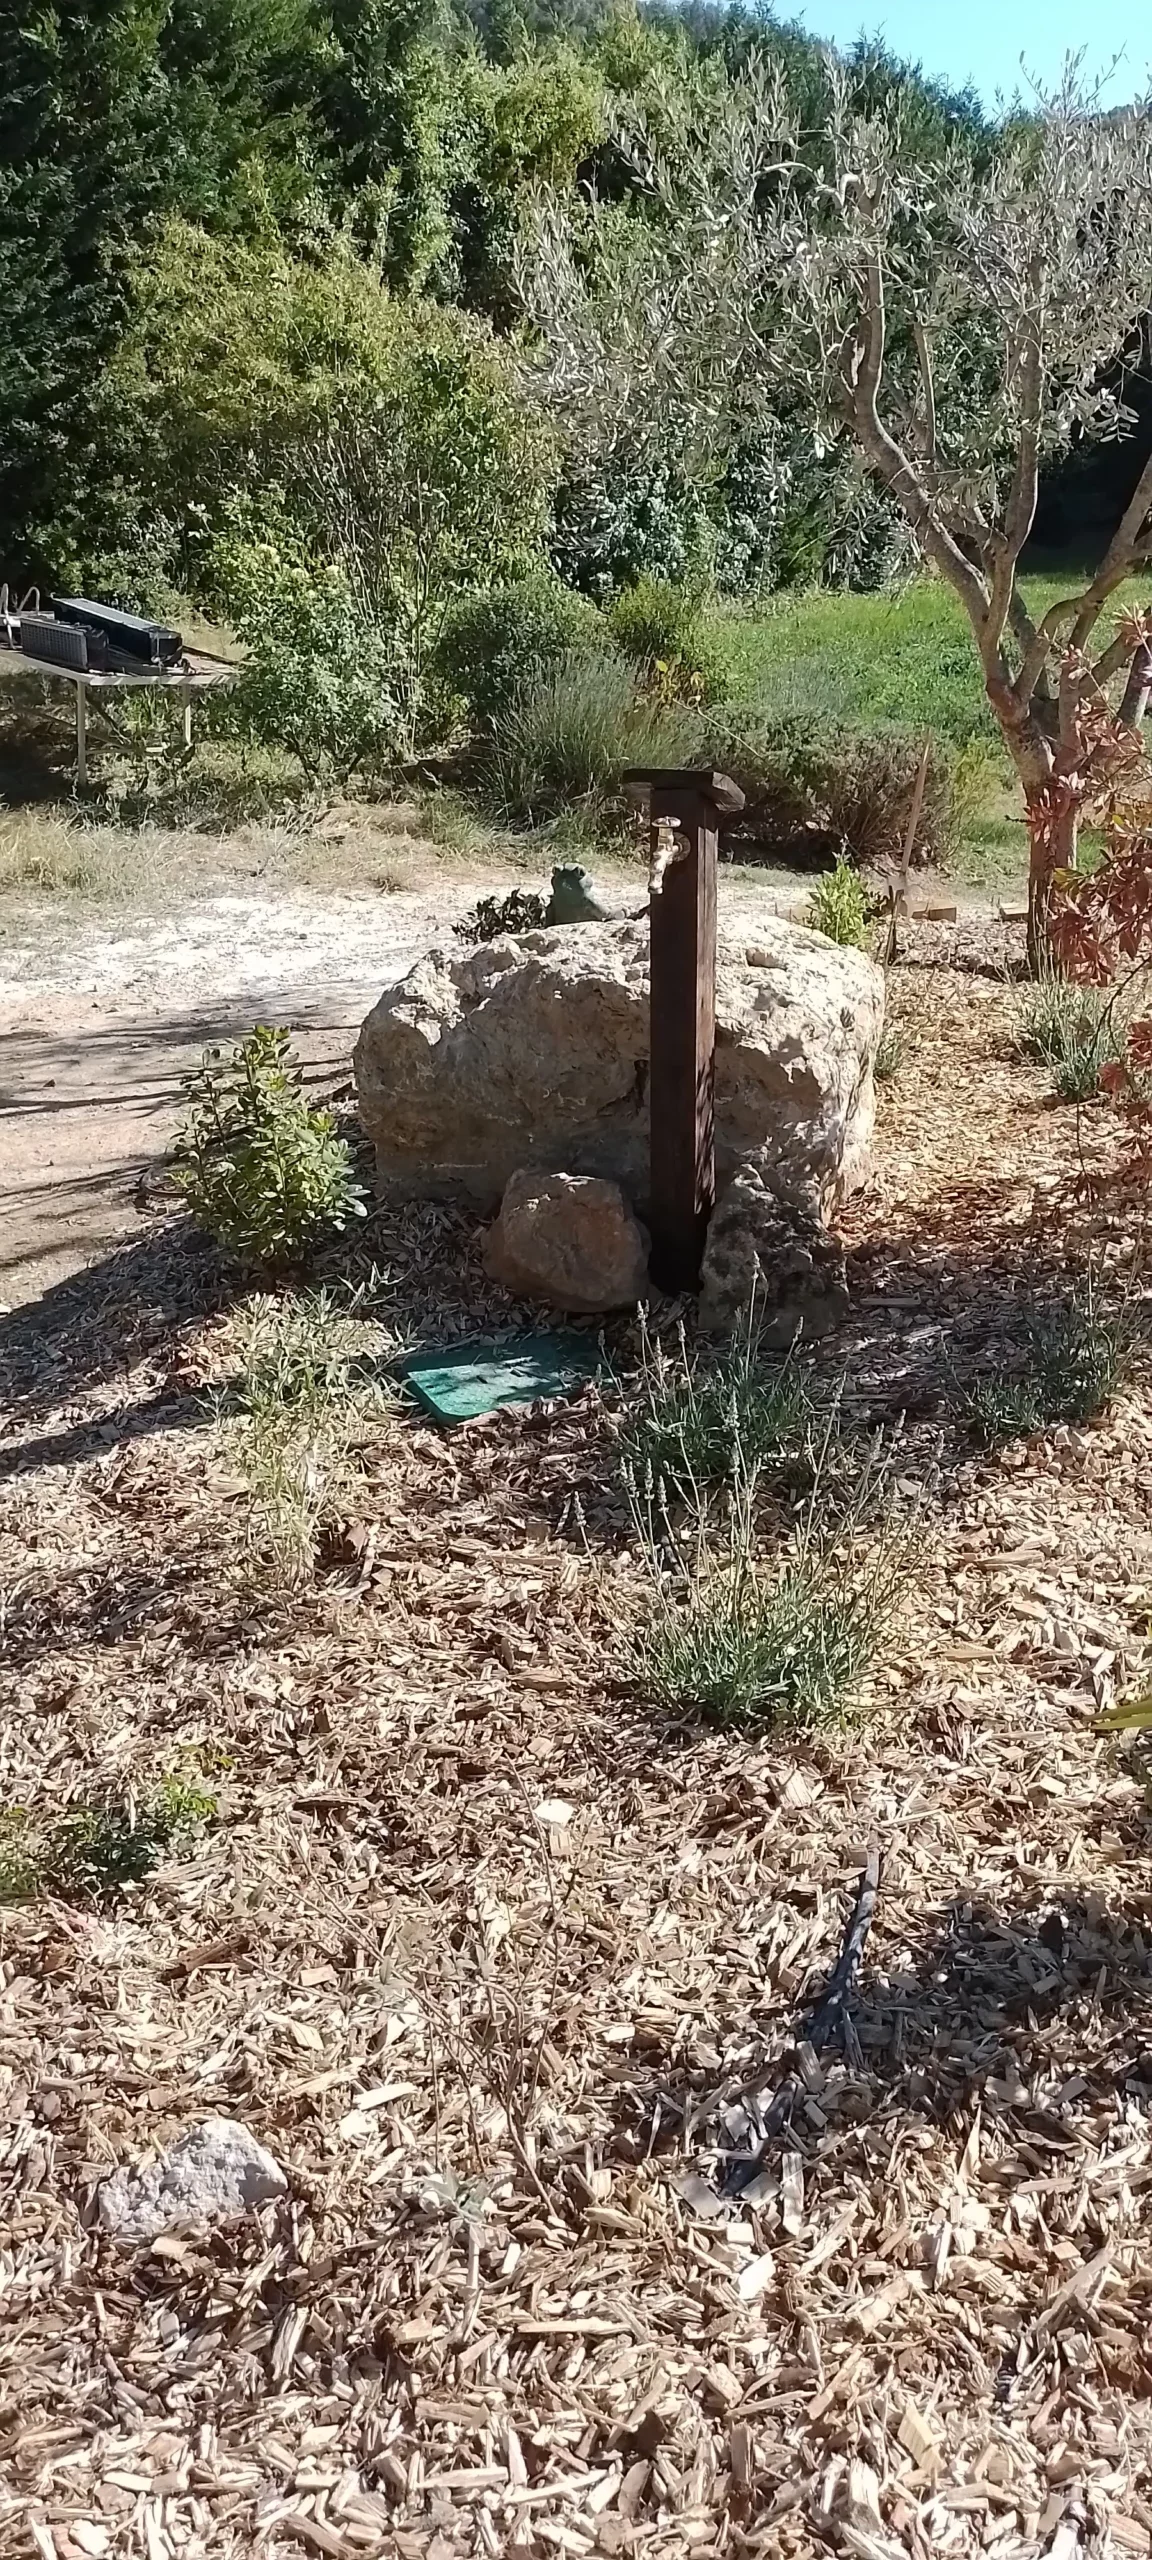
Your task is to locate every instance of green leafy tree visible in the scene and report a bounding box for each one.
[109,223,553,649]
[0,0,170,580]
[447,39,604,316]
[212,541,409,777]
[522,56,1152,955]
[156,0,326,234]
[305,0,464,287]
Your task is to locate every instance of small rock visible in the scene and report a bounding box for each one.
[96,2116,287,2246]
[483,1170,649,1313]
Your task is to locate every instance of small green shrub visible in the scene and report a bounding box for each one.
[807,859,870,948]
[455,887,549,944]
[485,651,701,823]
[0,1776,216,1904]
[618,1317,816,1497]
[434,576,605,733]
[628,1427,907,1731]
[608,576,723,701]
[875,1021,904,1080]
[1025,1296,1135,1425]
[704,710,957,869]
[1016,974,1118,1102]
[174,1027,367,1269]
[962,1289,1134,1443]
[639,1552,887,1727]
[962,1375,1051,1445]
[820,732,946,871]
[212,541,407,781]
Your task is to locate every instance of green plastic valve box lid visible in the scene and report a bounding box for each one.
[403,1330,603,1425]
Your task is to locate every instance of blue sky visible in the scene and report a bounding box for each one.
[787,1,1149,109]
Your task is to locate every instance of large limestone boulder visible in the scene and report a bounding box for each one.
[354,915,883,1214]
[483,1171,649,1312]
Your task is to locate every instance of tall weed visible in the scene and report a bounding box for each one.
[224,1287,391,1573]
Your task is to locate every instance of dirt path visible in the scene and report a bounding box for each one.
[1,859,834,1305]
[0,882,496,1305]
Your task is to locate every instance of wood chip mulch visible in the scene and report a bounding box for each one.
[2,927,1152,2560]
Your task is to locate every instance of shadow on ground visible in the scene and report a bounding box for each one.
[607,1880,1152,2179]
[0,1218,229,1418]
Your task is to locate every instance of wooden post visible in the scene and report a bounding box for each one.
[625,767,745,1291]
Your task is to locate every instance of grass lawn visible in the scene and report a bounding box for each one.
[704,572,1152,885]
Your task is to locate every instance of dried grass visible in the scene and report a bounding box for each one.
[2,931,1152,2560]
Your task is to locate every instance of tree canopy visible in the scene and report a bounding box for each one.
[0,0,996,586]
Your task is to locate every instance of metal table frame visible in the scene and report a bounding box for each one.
[0,644,238,783]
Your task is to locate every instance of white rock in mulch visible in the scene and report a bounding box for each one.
[96,2116,287,2246]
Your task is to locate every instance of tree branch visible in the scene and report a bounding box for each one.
[986,294,1042,664]
[845,246,993,654]
[1006,585,1041,663]
[1092,628,1142,689]
[911,312,936,469]
[1069,447,1152,653]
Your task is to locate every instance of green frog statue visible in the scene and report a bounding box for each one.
[545,864,611,925]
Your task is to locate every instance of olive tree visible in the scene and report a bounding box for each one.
[520,64,1152,954]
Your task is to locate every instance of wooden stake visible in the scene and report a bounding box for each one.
[625,768,744,1292]
[899,736,932,896]
[883,735,931,965]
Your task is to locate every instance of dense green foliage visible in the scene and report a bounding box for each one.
[1,0,989,595]
[174,1027,367,1266]
[0,0,171,576]
[211,546,407,777]
[484,650,698,818]
[435,573,605,730]
[5,0,1142,843]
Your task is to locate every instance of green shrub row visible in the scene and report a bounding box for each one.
[432,574,980,859]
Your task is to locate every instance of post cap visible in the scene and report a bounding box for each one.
[623,766,746,815]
